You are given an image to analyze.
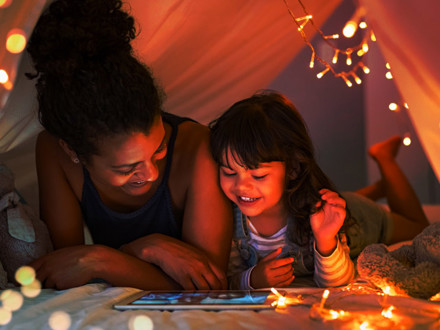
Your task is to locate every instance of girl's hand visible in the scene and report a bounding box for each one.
[250,248,295,289]
[120,233,227,290]
[310,189,346,255]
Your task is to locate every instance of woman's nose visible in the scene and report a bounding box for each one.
[135,161,159,182]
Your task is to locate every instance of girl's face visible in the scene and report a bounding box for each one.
[219,150,286,221]
[87,117,167,196]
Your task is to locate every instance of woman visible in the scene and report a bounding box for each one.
[27,0,232,290]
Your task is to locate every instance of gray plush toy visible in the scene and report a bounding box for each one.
[0,163,53,288]
[357,222,440,300]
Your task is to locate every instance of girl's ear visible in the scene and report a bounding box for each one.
[58,139,80,164]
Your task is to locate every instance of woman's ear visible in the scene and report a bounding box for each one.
[58,139,80,164]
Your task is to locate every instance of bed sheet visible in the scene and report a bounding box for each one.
[1,282,439,329]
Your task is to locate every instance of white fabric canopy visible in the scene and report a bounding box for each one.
[360,0,440,182]
[0,0,342,152]
[0,0,439,182]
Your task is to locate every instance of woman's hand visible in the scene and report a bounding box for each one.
[120,233,227,290]
[310,189,346,256]
[29,245,107,290]
[250,248,295,289]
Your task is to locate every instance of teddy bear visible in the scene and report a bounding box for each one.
[356,222,440,300]
[0,163,53,288]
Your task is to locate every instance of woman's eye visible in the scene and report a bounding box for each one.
[252,174,268,180]
[116,168,135,176]
[155,144,167,155]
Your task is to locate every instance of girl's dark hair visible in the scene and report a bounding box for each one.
[209,90,343,246]
[27,0,163,162]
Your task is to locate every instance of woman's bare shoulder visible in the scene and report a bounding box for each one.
[36,130,83,198]
[177,120,210,150]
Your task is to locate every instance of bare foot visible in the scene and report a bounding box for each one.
[368,136,402,162]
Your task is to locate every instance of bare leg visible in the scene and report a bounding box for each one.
[355,180,385,201]
[362,136,429,243]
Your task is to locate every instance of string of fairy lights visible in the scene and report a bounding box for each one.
[282,0,413,146]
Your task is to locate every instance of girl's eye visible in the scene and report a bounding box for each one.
[252,174,268,180]
[221,169,236,177]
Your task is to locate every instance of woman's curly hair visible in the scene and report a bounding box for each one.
[209,91,349,246]
[27,0,163,162]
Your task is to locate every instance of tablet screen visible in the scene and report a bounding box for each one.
[114,290,280,310]
[132,290,269,305]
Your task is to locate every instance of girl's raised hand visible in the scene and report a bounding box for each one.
[250,247,295,288]
[310,189,346,256]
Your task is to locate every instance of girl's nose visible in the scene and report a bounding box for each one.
[235,175,253,191]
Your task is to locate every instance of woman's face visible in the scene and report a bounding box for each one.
[87,117,167,196]
[219,150,286,221]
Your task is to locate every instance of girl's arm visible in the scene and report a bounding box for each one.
[313,233,355,287]
[311,189,355,287]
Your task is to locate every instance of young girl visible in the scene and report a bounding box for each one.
[25,0,232,290]
[209,91,429,289]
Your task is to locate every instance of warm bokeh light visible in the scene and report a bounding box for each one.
[332,50,339,64]
[15,266,36,286]
[21,279,42,298]
[388,103,398,111]
[49,311,71,330]
[128,315,154,330]
[386,63,391,69]
[6,29,27,54]
[382,305,395,319]
[385,71,393,79]
[342,21,357,38]
[360,321,373,330]
[0,69,9,83]
[0,308,12,326]
[316,67,330,79]
[3,80,13,91]
[359,21,367,29]
[0,0,12,8]
[342,76,353,87]
[404,103,409,109]
[0,290,24,312]
[403,136,411,146]
[346,53,352,66]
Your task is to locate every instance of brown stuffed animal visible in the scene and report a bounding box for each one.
[0,163,53,288]
[356,222,440,300]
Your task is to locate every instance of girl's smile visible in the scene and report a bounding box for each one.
[219,150,287,224]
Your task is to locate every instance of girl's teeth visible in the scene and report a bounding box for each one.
[240,196,257,202]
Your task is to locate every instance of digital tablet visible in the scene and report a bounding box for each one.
[113,289,284,310]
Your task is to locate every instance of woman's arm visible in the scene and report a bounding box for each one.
[29,244,180,290]
[36,131,85,248]
[181,126,233,274]
[123,125,233,290]
[35,131,182,290]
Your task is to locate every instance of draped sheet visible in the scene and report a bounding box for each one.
[0,0,341,152]
[359,0,440,182]
[0,0,439,183]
